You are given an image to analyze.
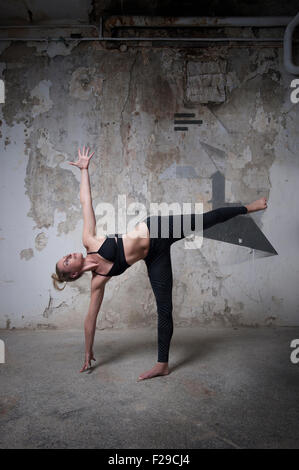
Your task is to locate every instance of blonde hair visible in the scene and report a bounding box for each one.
[51,262,82,291]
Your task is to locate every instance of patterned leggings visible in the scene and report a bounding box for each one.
[143,205,248,362]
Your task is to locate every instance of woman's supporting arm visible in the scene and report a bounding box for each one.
[84,286,105,353]
[80,285,105,372]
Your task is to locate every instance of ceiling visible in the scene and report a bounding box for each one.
[0,0,298,26]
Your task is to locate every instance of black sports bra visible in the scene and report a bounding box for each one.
[87,234,131,277]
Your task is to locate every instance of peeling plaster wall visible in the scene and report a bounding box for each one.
[0,37,298,330]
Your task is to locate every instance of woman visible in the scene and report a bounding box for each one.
[52,146,267,380]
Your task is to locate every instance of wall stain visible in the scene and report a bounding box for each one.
[35,232,48,251]
[43,292,68,318]
[20,248,34,260]
[24,144,81,232]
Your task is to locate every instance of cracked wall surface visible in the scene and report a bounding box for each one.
[0,38,298,329]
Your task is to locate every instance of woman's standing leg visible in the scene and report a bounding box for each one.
[138,241,173,380]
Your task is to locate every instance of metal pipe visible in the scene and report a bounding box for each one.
[104,16,293,29]
[0,37,289,42]
[0,16,295,44]
[0,38,289,42]
[0,17,292,32]
[98,17,103,38]
[0,24,99,30]
[284,12,299,75]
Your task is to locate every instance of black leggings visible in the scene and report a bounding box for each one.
[143,205,248,363]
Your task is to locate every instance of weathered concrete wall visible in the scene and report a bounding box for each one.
[0,38,298,330]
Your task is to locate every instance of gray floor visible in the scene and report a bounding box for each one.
[0,326,299,449]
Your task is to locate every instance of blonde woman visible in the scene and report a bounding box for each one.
[52,146,267,380]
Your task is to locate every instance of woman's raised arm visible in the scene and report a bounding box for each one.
[68,146,96,247]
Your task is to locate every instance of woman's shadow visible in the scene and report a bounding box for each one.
[86,328,245,374]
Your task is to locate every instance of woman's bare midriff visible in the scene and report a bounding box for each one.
[122,221,150,265]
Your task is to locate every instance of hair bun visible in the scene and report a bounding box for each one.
[51,273,67,291]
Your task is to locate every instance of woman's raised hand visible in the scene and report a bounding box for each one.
[68,146,95,170]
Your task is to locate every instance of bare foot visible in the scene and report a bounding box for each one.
[245,197,268,213]
[137,362,169,381]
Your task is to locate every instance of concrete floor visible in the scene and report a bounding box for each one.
[0,326,299,449]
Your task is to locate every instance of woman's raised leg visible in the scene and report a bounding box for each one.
[166,198,267,244]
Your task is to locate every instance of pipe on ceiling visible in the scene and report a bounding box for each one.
[104,16,293,29]
[0,37,288,42]
[0,15,296,46]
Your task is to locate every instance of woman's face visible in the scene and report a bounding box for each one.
[57,252,84,277]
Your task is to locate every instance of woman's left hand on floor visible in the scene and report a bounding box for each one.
[79,351,96,372]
